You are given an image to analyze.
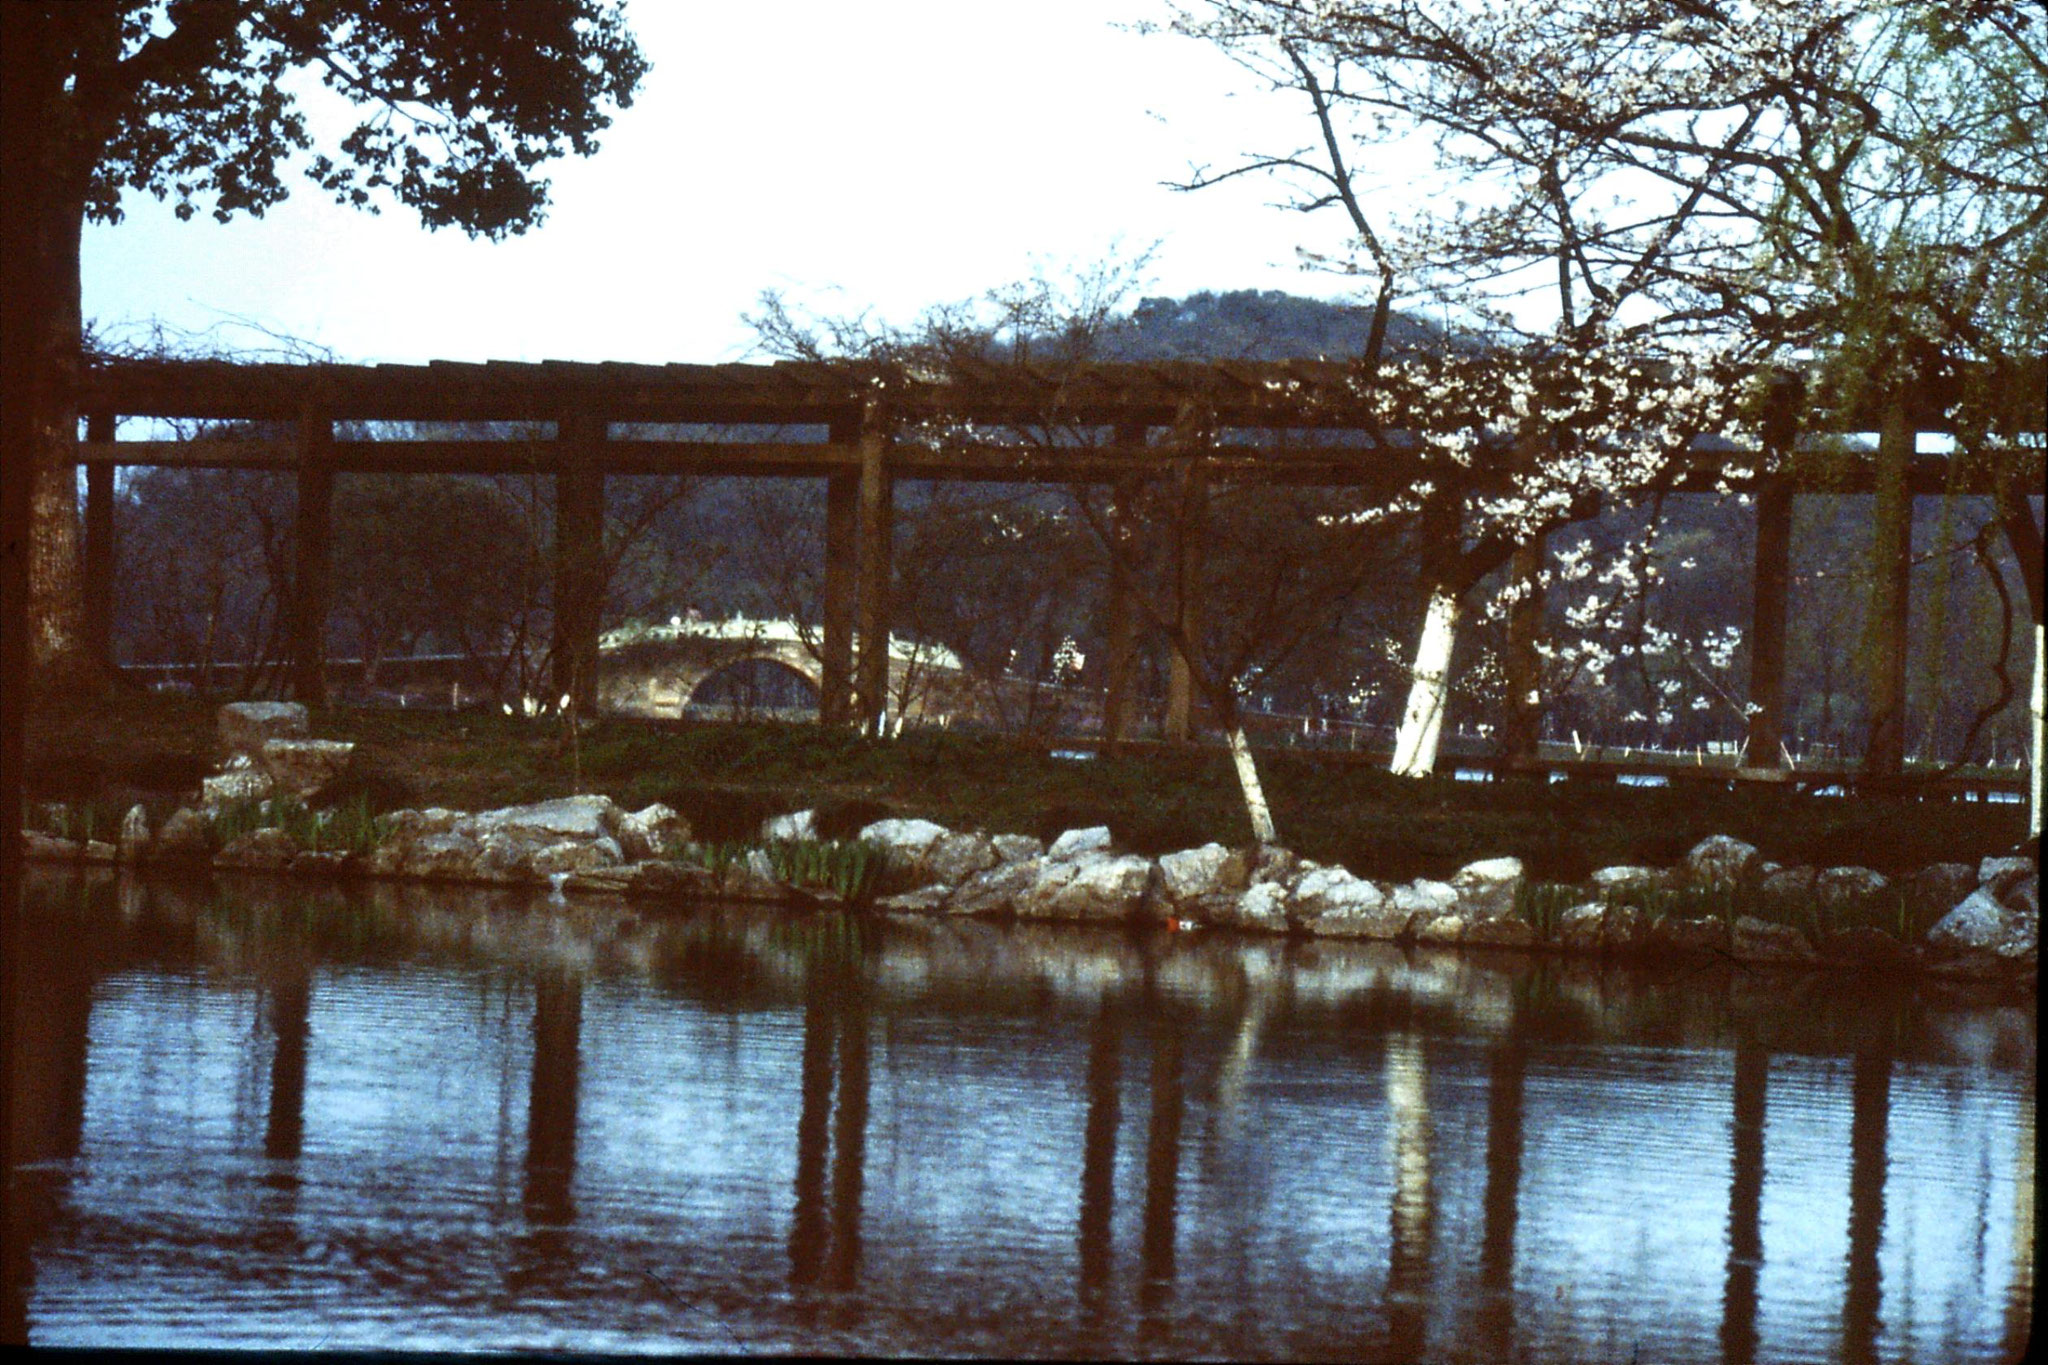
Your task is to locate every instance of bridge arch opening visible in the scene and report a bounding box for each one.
[685,657,821,716]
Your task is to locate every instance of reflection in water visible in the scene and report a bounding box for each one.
[1138,1004,1186,1333]
[2006,1105,2035,1363]
[1076,994,1121,1327]
[788,942,872,1300]
[825,973,870,1298]
[4,885,101,1345]
[1384,1031,1435,1363]
[6,871,2035,1358]
[523,971,583,1228]
[262,966,312,1170]
[1842,1038,1893,1365]
[790,967,835,1289]
[1719,1038,1767,1365]
[1476,1028,1525,1359]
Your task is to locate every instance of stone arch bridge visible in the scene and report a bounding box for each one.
[596,618,980,723]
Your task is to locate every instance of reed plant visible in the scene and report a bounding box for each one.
[1513,881,1585,940]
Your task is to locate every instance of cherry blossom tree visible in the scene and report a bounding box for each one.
[1161,0,2045,787]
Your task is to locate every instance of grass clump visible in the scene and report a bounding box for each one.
[1514,881,1586,940]
[204,792,386,855]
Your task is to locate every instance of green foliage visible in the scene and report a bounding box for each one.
[1513,881,1583,941]
[762,838,885,907]
[63,2,647,237]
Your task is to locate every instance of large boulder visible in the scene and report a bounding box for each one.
[1815,866,1890,907]
[1926,886,2036,960]
[948,857,1048,917]
[858,818,952,876]
[1290,866,1407,939]
[1449,856,1523,921]
[466,794,620,842]
[1390,878,1458,920]
[1156,843,1252,921]
[619,803,691,861]
[1685,835,1760,886]
[1654,916,1727,953]
[1016,851,1155,922]
[259,738,354,796]
[926,831,1001,888]
[1212,880,1291,934]
[218,701,308,756]
[1463,917,1538,949]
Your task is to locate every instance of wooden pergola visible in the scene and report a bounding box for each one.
[72,355,2046,778]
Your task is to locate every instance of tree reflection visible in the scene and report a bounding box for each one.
[1842,1033,1892,1365]
[787,923,872,1305]
[1076,993,1121,1331]
[3,881,103,1345]
[1137,1001,1186,1341]
[1476,1024,1525,1359]
[1720,1036,1767,1365]
[522,969,583,1228]
[1384,1030,1434,1363]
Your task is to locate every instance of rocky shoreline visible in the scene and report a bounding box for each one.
[21,701,2040,985]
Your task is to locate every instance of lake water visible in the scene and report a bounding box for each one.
[5,868,2034,1360]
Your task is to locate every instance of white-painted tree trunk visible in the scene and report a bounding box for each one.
[1227,724,1279,844]
[2029,621,2043,840]
[1390,587,1461,778]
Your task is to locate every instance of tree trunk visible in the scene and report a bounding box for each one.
[1226,724,1278,844]
[2030,621,2044,841]
[26,192,90,685]
[1391,586,1461,777]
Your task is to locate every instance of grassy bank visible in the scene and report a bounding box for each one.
[25,686,2030,884]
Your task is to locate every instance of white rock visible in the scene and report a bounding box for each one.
[761,809,817,842]
[1157,843,1238,904]
[1048,826,1114,860]
[218,700,308,755]
[1686,835,1760,884]
[858,818,951,859]
[620,803,690,861]
[1390,878,1458,917]
[463,794,620,841]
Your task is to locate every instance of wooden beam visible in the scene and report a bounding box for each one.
[290,411,334,707]
[552,416,607,713]
[1165,457,1209,743]
[822,422,859,725]
[1501,532,1546,773]
[1742,479,1793,776]
[82,413,115,673]
[854,410,893,733]
[1102,454,1143,743]
[1862,404,1914,782]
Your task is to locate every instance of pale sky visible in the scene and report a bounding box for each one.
[82,1,1385,367]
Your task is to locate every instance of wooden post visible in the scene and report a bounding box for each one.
[1501,532,1546,774]
[1164,458,1208,743]
[1742,479,1793,776]
[1102,431,1144,742]
[82,412,115,673]
[854,406,893,734]
[822,418,859,726]
[552,415,606,713]
[1863,402,1913,782]
[290,410,334,707]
